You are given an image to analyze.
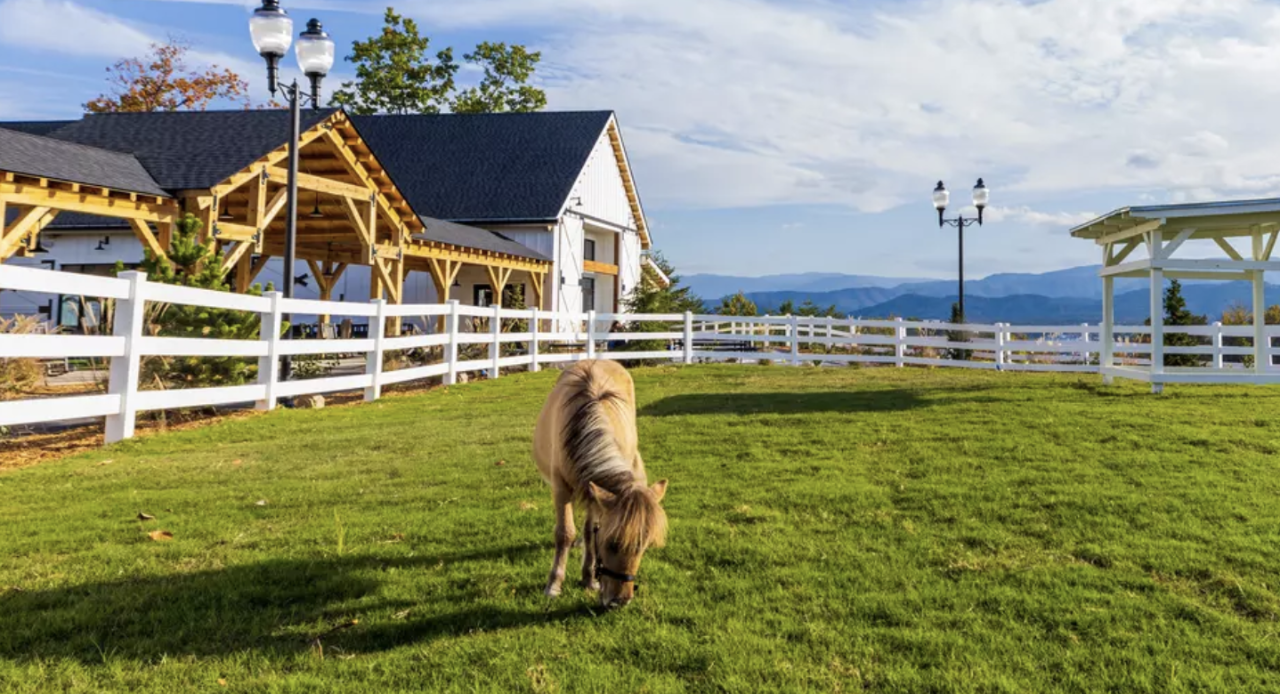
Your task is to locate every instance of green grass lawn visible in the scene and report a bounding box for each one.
[4,365,1280,692]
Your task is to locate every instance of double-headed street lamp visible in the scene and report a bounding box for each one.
[249,0,335,382]
[932,178,989,320]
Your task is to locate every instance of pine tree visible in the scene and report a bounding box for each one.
[124,214,276,388]
[619,251,702,355]
[717,291,758,317]
[1156,279,1207,367]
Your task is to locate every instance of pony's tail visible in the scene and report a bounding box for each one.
[562,364,628,491]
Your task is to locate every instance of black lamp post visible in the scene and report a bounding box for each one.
[249,0,334,383]
[932,178,989,320]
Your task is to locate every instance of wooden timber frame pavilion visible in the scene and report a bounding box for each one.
[1071,197,1280,392]
[0,109,551,335]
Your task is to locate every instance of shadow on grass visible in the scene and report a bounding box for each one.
[640,389,934,417]
[0,544,592,664]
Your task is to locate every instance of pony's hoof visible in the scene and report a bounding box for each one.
[580,579,600,592]
[544,585,562,598]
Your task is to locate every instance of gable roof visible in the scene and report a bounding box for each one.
[0,121,75,137]
[414,216,548,260]
[0,126,169,197]
[33,109,336,191]
[351,111,614,224]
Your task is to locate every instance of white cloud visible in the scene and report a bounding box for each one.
[353,0,1280,215]
[983,206,1098,228]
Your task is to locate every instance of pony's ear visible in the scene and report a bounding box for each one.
[650,479,668,502]
[586,481,616,505]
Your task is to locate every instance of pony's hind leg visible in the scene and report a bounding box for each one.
[544,483,575,597]
[580,504,600,591]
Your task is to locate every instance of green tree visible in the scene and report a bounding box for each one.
[776,299,796,316]
[330,9,546,115]
[330,8,458,115]
[124,214,275,388]
[1146,279,1207,367]
[717,291,757,317]
[947,302,972,361]
[618,251,702,355]
[451,42,546,114]
[1221,302,1280,367]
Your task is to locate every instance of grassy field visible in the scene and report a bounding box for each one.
[4,365,1280,692]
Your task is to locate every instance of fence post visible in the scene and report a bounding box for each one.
[995,323,1006,371]
[104,271,146,444]
[789,315,800,366]
[365,299,386,402]
[683,311,694,364]
[1213,321,1224,370]
[490,303,502,379]
[894,317,906,368]
[530,307,541,373]
[1080,322,1090,365]
[445,300,460,386]
[586,310,597,360]
[256,291,283,411]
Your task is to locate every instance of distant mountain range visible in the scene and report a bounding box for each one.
[686,266,1276,323]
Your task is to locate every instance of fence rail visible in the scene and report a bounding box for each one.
[2,265,1278,442]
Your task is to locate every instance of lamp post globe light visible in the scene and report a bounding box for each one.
[932,178,989,320]
[249,0,334,384]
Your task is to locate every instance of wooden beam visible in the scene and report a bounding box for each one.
[127,219,168,261]
[1265,228,1280,262]
[211,221,258,242]
[265,167,369,200]
[583,260,620,276]
[528,270,545,310]
[220,240,254,277]
[1158,227,1196,260]
[1094,218,1164,247]
[0,182,177,223]
[1215,237,1244,261]
[1108,238,1141,266]
[0,206,52,259]
[341,197,370,244]
[248,254,272,287]
[209,117,338,197]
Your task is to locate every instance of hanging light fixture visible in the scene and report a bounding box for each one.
[309,190,324,218]
[219,199,234,221]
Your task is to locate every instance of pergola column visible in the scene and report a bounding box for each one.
[1148,230,1164,393]
[1101,271,1114,385]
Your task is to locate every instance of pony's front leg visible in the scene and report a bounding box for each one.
[544,486,575,597]
[580,504,600,591]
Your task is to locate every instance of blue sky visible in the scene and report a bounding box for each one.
[3,0,1279,279]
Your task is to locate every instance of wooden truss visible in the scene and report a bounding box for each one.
[0,175,179,262]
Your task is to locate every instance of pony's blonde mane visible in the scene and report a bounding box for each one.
[600,486,668,552]
[560,363,635,496]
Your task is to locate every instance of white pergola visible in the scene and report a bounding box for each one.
[1072,198,1280,392]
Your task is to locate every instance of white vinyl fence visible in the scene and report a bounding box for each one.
[1,266,1277,443]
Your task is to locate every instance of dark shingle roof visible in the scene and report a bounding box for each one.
[415,217,548,261]
[0,121,75,136]
[0,127,169,197]
[39,109,336,190]
[350,111,613,223]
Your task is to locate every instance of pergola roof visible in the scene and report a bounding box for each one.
[1071,197,1280,240]
[0,127,170,198]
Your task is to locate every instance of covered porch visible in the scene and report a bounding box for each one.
[1072,198,1280,392]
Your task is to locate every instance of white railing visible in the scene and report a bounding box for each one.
[1,265,1277,442]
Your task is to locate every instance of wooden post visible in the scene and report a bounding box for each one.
[530,307,541,373]
[586,310,597,360]
[104,271,146,444]
[790,315,800,366]
[1212,321,1224,370]
[994,323,1005,371]
[1081,322,1090,365]
[683,311,694,365]
[1102,274,1115,384]
[1150,261,1165,394]
[365,299,386,401]
[256,291,283,411]
[489,302,502,379]
[445,299,460,386]
[895,317,905,368]
[1254,269,1267,374]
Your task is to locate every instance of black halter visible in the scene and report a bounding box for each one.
[592,522,637,584]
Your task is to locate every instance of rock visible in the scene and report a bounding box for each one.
[295,394,325,409]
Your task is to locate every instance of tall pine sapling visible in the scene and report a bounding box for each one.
[618,251,703,356]
[122,213,278,389]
